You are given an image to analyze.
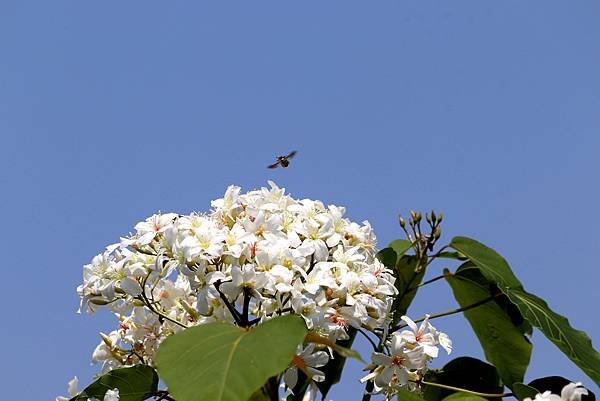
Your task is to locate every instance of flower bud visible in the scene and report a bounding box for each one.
[410,210,418,223]
[100,332,114,348]
[179,300,199,321]
[399,215,406,229]
[89,298,110,305]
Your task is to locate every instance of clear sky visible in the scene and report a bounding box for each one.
[1,2,599,400]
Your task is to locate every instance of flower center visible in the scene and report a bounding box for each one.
[292,355,307,370]
[391,355,405,367]
[330,313,349,328]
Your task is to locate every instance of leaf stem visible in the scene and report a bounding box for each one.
[426,245,449,265]
[391,293,499,332]
[404,274,445,294]
[418,379,513,398]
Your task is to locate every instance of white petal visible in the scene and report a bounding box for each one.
[119,277,143,297]
[284,367,298,389]
[371,352,392,366]
[104,388,120,401]
[400,315,418,332]
[67,376,79,396]
[304,351,329,368]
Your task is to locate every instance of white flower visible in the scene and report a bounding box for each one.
[102,388,120,401]
[88,388,120,401]
[361,335,424,391]
[399,315,452,358]
[220,264,268,300]
[525,391,563,401]
[284,344,329,389]
[561,382,589,401]
[78,182,398,382]
[211,185,241,214]
[133,213,177,246]
[56,376,78,401]
[119,277,143,296]
[524,383,589,401]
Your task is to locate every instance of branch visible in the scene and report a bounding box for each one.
[214,280,244,326]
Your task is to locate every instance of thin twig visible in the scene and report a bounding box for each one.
[214,280,243,326]
[418,379,513,398]
[357,328,379,351]
[391,294,499,332]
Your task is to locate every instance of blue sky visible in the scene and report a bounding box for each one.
[1,1,599,400]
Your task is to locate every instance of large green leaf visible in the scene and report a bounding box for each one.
[156,315,308,401]
[506,289,600,386]
[449,237,522,290]
[389,239,413,258]
[397,388,429,401]
[423,357,502,401]
[71,365,158,401]
[450,236,600,386]
[511,383,539,401]
[445,267,532,388]
[455,263,532,336]
[442,393,489,401]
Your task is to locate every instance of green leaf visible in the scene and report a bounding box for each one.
[376,247,398,269]
[71,365,158,401]
[511,383,540,401]
[455,262,532,336]
[248,390,271,401]
[449,237,522,290]
[445,267,532,388]
[377,243,424,324]
[156,315,308,401]
[435,251,469,261]
[505,289,600,386]
[391,255,425,324]
[389,239,413,258]
[397,388,428,401]
[442,393,489,401]
[423,357,502,401]
[248,378,279,401]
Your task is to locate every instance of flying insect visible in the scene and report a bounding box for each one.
[267,151,297,169]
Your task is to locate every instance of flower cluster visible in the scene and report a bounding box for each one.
[524,383,589,401]
[360,315,452,398]
[77,182,398,384]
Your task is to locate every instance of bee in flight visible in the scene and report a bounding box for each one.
[267,151,297,169]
